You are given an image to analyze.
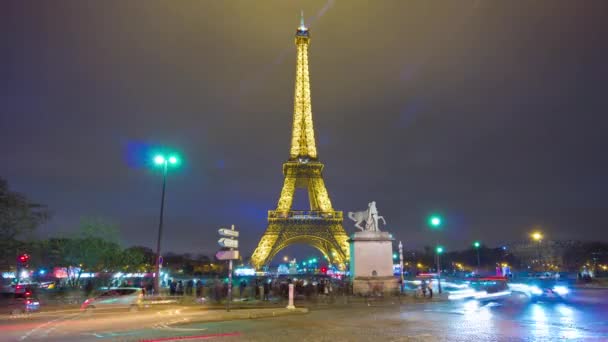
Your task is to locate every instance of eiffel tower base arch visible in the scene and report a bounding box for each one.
[251,214,350,270]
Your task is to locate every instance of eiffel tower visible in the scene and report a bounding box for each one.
[250,16,349,270]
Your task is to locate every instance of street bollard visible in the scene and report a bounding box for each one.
[286,283,296,309]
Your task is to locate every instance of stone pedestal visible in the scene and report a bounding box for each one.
[349,231,399,295]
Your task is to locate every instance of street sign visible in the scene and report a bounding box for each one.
[218,238,238,248]
[216,250,240,260]
[218,228,239,238]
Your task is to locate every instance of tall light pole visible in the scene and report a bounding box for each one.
[531,231,543,271]
[473,241,481,270]
[428,214,443,294]
[153,153,180,295]
[436,245,444,294]
[398,241,404,293]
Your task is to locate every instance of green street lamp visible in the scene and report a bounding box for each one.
[428,215,442,229]
[152,153,181,294]
[473,241,481,268]
[435,245,444,294]
[428,214,445,293]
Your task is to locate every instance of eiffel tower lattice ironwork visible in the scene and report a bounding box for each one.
[250,15,349,270]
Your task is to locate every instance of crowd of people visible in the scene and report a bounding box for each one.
[156,276,350,302]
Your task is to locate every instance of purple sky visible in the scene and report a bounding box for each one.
[1,1,607,260]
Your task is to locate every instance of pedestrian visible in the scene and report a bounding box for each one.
[186,279,194,296]
[176,280,183,295]
[239,279,246,298]
[263,280,270,301]
[84,280,94,296]
[195,280,202,298]
[169,280,176,295]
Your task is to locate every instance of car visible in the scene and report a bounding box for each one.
[81,287,144,313]
[526,280,570,302]
[0,292,41,316]
[467,276,512,301]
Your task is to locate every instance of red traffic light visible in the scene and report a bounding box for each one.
[18,254,29,263]
[320,267,327,274]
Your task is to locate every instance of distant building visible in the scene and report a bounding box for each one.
[507,240,588,271]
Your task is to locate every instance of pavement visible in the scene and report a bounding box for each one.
[0,290,606,341]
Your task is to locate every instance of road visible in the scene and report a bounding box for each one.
[1,289,606,341]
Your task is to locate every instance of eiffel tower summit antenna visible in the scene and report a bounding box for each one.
[250,15,349,270]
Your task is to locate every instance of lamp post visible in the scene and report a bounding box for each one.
[398,241,404,293]
[473,241,481,270]
[427,214,444,294]
[436,246,443,294]
[531,231,543,271]
[153,153,180,295]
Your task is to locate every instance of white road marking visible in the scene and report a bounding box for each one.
[19,313,80,341]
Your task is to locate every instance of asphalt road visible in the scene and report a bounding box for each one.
[1,289,606,341]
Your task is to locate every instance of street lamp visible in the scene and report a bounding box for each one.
[473,241,481,269]
[428,215,442,229]
[531,231,543,271]
[428,214,444,294]
[152,153,180,295]
[283,256,289,262]
[398,241,404,293]
[435,245,444,294]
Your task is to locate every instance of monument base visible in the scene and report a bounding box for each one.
[352,276,399,296]
[349,231,398,296]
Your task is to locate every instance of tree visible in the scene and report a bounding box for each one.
[121,246,154,272]
[58,218,123,286]
[0,178,49,267]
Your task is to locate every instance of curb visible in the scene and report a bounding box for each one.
[171,307,309,326]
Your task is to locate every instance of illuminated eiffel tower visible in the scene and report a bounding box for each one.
[250,15,349,270]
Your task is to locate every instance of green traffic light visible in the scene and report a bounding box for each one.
[473,241,481,248]
[393,253,398,259]
[436,246,444,254]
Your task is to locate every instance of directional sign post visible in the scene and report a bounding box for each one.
[218,238,239,249]
[217,224,239,312]
[215,250,240,260]
[218,228,239,238]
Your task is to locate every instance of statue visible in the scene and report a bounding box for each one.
[347,201,386,232]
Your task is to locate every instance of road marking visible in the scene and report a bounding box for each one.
[140,332,241,342]
[19,312,79,340]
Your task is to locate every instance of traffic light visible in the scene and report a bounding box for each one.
[436,246,444,254]
[320,266,327,274]
[18,253,30,265]
[473,241,481,248]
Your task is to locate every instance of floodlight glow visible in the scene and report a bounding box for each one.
[154,155,165,165]
[428,215,443,228]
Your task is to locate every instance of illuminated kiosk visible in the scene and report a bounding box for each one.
[348,202,399,295]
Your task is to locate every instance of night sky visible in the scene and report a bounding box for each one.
[2,1,607,260]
